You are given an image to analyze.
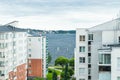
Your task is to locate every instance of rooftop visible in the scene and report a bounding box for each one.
[0,25,26,32]
[88,18,120,31]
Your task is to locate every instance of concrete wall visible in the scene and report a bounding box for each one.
[75,29,88,80]
[111,47,120,80]
[91,31,102,80]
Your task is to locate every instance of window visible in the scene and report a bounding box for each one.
[28,65,31,68]
[0,52,5,58]
[88,57,91,63]
[88,69,91,75]
[88,34,93,40]
[117,58,120,69]
[29,54,31,57]
[79,57,85,63]
[88,41,91,45]
[29,43,31,46]
[119,37,120,43]
[117,77,120,80]
[79,68,85,75]
[88,46,91,52]
[29,38,31,41]
[79,35,85,41]
[88,53,91,57]
[13,41,16,46]
[88,64,91,68]
[88,76,91,79]
[99,54,111,64]
[28,60,31,63]
[28,70,32,74]
[28,49,31,52]
[79,46,85,52]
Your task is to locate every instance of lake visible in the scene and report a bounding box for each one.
[46,33,75,65]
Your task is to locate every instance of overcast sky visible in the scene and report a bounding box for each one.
[0,0,119,30]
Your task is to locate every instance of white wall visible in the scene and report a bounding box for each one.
[28,37,42,59]
[102,31,114,44]
[111,47,120,80]
[0,32,28,80]
[102,31,120,44]
[91,31,102,80]
[75,29,88,80]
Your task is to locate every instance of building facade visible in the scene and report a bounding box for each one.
[75,18,120,80]
[27,34,47,78]
[0,25,27,80]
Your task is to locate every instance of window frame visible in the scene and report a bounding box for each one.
[79,57,85,63]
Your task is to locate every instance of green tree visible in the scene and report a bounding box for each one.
[55,56,69,67]
[68,67,74,76]
[52,70,57,80]
[48,52,52,64]
[69,58,74,68]
[60,65,74,80]
[47,73,52,80]
[64,63,68,80]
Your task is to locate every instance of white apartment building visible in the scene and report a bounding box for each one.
[0,24,28,80]
[27,33,47,78]
[75,18,120,80]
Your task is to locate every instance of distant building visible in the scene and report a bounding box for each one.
[75,18,120,80]
[0,22,47,80]
[0,25,27,80]
[27,34,47,78]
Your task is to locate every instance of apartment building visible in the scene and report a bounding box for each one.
[0,24,27,80]
[75,18,120,80]
[27,33,47,78]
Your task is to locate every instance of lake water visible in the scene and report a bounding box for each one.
[46,33,75,65]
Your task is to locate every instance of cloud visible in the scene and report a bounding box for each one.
[0,0,119,30]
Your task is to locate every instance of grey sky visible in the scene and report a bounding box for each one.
[0,0,119,30]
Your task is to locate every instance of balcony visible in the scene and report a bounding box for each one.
[99,66,111,72]
[99,54,111,66]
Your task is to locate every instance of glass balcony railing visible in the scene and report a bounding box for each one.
[99,54,111,64]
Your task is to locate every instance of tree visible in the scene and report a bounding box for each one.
[48,52,52,64]
[69,58,74,68]
[64,63,68,80]
[61,63,71,80]
[47,73,52,80]
[55,56,69,67]
[68,67,74,76]
[52,70,57,80]
[60,64,74,80]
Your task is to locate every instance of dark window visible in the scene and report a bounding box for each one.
[88,41,91,45]
[88,53,91,56]
[99,66,111,71]
[29,54,31,57]
[88,64,91,68]
[119,36,120,44]
[79,57,85,63]
[88,76,91,79]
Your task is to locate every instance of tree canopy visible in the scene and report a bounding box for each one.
[48,52,52,64]
[55,56,69,67]
[69,58,74,67]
